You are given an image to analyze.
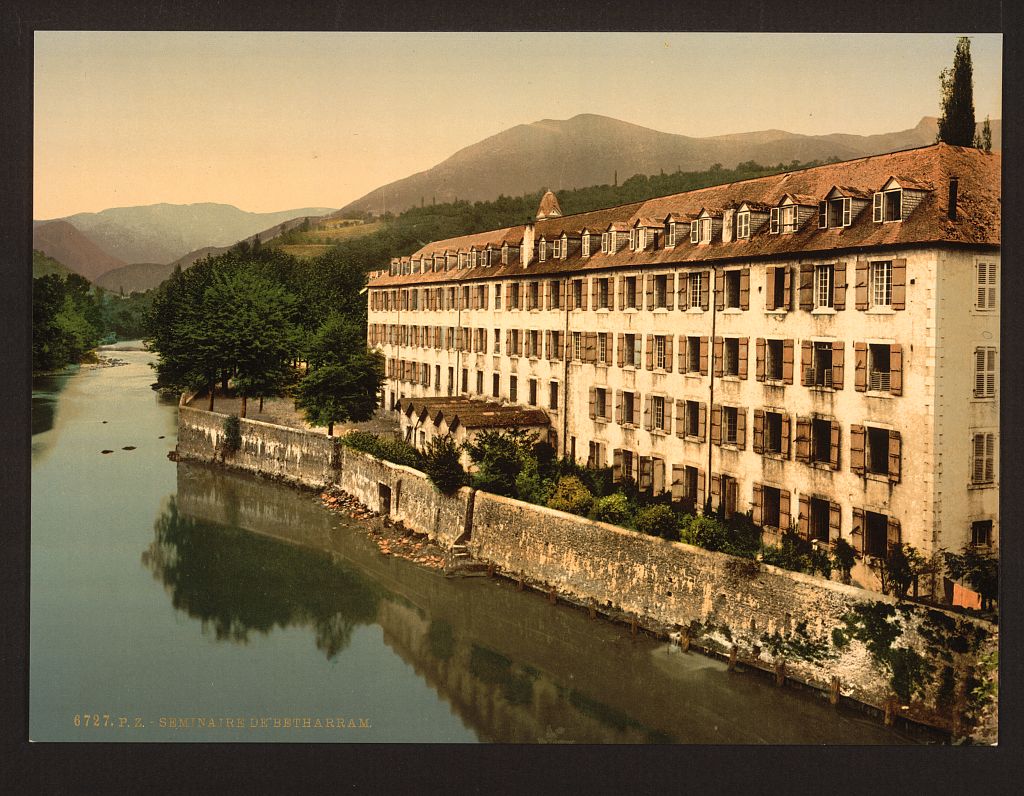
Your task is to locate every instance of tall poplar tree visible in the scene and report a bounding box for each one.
[938,36,977,146]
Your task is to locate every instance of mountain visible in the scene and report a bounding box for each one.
[335,114,1001,217]
[32,249,76,280]
[32,220,127,282]
[38,203,337,265]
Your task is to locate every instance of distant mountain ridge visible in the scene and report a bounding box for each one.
[36,203,336,265]
[335,114,1001,217]
[32,220,127,282]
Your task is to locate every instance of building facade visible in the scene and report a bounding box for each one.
[365,144,1000,598]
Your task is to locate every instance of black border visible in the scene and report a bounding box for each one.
[2,1,1019,792]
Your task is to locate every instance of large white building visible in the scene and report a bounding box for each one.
[366,144,1000,599]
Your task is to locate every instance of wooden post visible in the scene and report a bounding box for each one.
[884,697,895,727]
[548,588,557,605]
[774,660,786,687]
[829,676,841,706]
[681,629,691,652]
[630,617,638,638]
[516,578,524,592]
[487,563,496,577]
[588,602,597,620]
[728,645,738,672]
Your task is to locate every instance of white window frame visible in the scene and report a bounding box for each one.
[974,346,997,398]
[870,261,892,307]
[668,222,677,247]
[699,217,712,243]
[630,228,638,250]
[582,233,591,257]
[689,272,702,308]
[573,331,582,361]
[655,335,666,370]
[724,406,738,445]
[814,264,834,309]
[539,240,547,262]
[736,211,750,239]
[601,232,610,254]
[598,333,608,364]
[690,221,699,243]
[653,396,665,431]
[874,189,903,223]
[779,205,798,233]
[553,238,562,258]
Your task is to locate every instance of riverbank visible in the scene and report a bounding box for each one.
[175,402,998,743]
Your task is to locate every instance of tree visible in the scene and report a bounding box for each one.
[546,475,594,517]
[463,429,537,497]
[976,115,993,153]
[938,37,976,146]
[944,545,998,611]
[294,313,384,435]
[421,435,467,495]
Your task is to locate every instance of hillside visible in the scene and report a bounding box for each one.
[94,263,172,295]
[32,220,127,282]
[336,114,1001,217]
[32,249,76,279]
[40,203,337,265]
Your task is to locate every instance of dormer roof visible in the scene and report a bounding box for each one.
[536,190,563,219]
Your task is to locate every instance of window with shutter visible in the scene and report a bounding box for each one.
[975,261,998,310]
[971,432,996,485]
[974,346,997,398]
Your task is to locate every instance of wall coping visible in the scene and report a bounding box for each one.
[180,402,334,441]
[341,446,474,501]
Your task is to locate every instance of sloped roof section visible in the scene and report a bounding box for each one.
[536,190,563,219]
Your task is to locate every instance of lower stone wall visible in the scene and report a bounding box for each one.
[339,447,472,548]
[176,404,339,489]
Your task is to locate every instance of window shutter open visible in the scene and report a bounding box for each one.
[738,337,749,379]
[715,270,725,311]
[591,279,599,310]
[617,333,625,367]
[700,337,709,376]
[890,344,903,396]
[801,340,812,386]
[831,341,845,390]
[666,275,675,310]
[753,409,765,453]
[783,266,792,310]
[613,449,622,482]
[701,271,710,310]
[699,402,707,440]
[852,507,866,553]
[677,336,686,372]
[891,258,907,310]
[842,197,852,226]
[616,392,623,424]
[740,268,750,310]
[799,264,814,310]
[588,387,596,419]
[855,261,869,309]
[756,338,766,381]
[829,420,841,469]
[713,336,724,377]
[795,417,810,462]
[645,275,655,310]
[634,335,643,367]
[818,201,828,229]
[616,276,624,310]
[753,483,764,526]
[888,430,902,483]
[783,339,795,384]
[698,469,706,506]
[643,395,653,430]
[886,517,901,548]
[691,222,699,243]
[632,394,641,426]
[711,404,722,445]
[736,408,747,449]
[665,336,674,372]
[873,192,883,222]
[581,280,589,311]
[586,332,597,363]
[675,400,686,438]
[770,207,780,233]
[829,502,841,538]
[645,335,654,370]
[711,474,721,508]
[798,494,810,535]
[678,276,689,310]
[766,267,777,310]
[834,262,848,310]
[850,424,866,475]
[781,414,791,458]
[780,490,791,530]
[854,342,868,391]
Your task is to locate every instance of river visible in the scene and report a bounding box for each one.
[29,345,936,743]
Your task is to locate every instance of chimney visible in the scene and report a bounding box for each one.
[522,220,535,268]
[948,177,959,220]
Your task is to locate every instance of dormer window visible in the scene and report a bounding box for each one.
[539,240,547,262]
[690,221,699,243]
[668,222,677,247]
[601,232,611,254]
[482,248,490,267]
[638,228,647,250]
[582,233,591,257]
[501,245,509,266]
[552,238,562,258]
[560,235,568,258]
[736,211,750,239]
[819,197,853,229]
[874,189,903,223]
[691,216,712,244]
[770,204,799,234]
[630,228,638,250]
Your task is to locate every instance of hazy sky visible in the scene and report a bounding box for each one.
[34,31,1002,219]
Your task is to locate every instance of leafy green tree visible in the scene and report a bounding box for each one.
[294,313,384,434]
[464,429,537,497]
[832,538,858,584]
[976,115,993,153]
[875,542,926,600]
[546,475,594,516]
[591,493,631,525]
[944,545,998,610]
[761,530,832,579]
[421,435,467,495]
[634,504,679,540]
[938,36,976,146]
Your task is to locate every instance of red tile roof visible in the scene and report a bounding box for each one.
[370,144,999,288]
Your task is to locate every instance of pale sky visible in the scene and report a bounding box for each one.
[34,31,1002,219]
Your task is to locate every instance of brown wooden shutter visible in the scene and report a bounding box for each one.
[586,332,597,364]
[852,507,866,553]
[829,420,841,470]
[795,416,810,462]
[643,394,653,430]
[617,276,624,311]
[783,266,792,310]
[854,342,868,391]
[738,337,749,379]
[678,275,689,310]
[850,424,866,475]
[801,340,812,386]
[765,267,777,310]
[698,402,707,440]
[798,264,814,310]
[645,335,654,370]
[700,271,710,310]
[700,337,709,376]
[780,490,791,531]
[891,258,907,310]
[697,468,706,507]
[632,393,641,426]
[711,404,722,445]
[665,336,674,372]
[505,329,511,354]
[588,387,596,419]
[783,339,794,384]
[834,262,848,310]
[890,344,903,396]
[756,338,766,381]
[739,268,750,310]
[798,494,810,536]
[855,260,869,310]
[736,408,747,449]
[715,270,725,310]
[887,516,901,549]
[645,274,654,310]
[832,341,845,390]
[613,449,622,482]
[888,430,902,483]
[616,392,623,424]
[591,278,599,310]
[677,336,686,372]
[616,333,625,367]
[781,414,791,458]
[711,474,721,508]
[666,274,675,310]
[581,279,589,311]
[713,336,724,377]
[456,328,464,350]
[829,502,841,539]
[752,483,763,526]
[753,409,765,453]
[675,400,686,438]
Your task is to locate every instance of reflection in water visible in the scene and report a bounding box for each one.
[143,497,381,658]
[31,370,74,436]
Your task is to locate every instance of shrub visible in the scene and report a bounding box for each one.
[515,457,554,506]
[832,538,858,583]
[761,530,832,578]
[635,504,679,540]
[422,435,467,495]
[465,429,535,498]
[546,475,594,516]
[222,414,242,453]
[591,493,631,525]
[680,514,730,551]
[341,431,422,469]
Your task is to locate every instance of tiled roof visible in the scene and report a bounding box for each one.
[536,190,563,219]
[398,396,549,430]
[371,144,999,287]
